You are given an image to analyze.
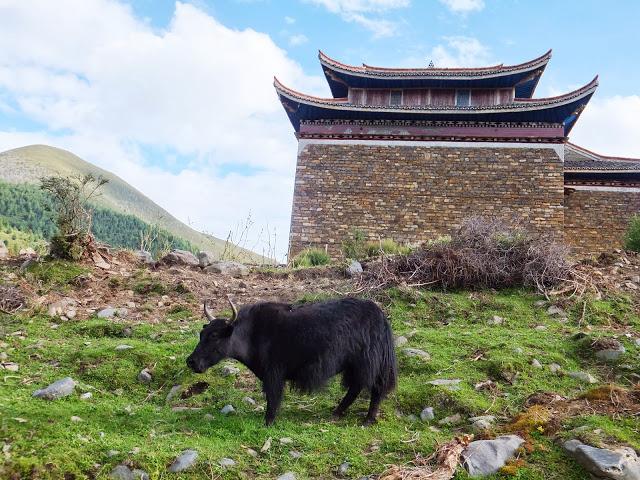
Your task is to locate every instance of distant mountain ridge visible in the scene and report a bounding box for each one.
[0,144,260,261]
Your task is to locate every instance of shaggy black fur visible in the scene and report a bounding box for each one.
[186,297,397,425]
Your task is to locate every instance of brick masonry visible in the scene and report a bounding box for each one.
[564,188,640,254]
[289,141,565,258]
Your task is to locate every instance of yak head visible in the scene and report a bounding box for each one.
[186,296,239,374]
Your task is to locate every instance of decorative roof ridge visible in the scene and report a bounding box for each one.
[566,142,640,163]
[515,76,598,102]
[318,49,552,76]
[273,77,348,103]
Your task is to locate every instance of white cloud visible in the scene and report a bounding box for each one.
[284,16,296,24]
[0,0,326,260]
[305,0,409,38]
[438,0,485,14]
[570,95,640,158]
[288,33,309,46]
[427,36,492,67]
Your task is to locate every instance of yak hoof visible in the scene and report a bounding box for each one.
[362,417,377,427]
[264,417,275,427]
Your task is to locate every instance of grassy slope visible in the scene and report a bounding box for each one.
[0,145,261,262]
[1,265,639,479]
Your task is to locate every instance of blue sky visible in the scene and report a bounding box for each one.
[1,0,639,260]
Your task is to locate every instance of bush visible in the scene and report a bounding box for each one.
[341,229,367,260]
[291,248,331,268]
[624,214,640,252]
[359,216,571,293]
[364,239,410,258]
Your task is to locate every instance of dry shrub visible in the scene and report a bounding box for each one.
[358,217,571,293]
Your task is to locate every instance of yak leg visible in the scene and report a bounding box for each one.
[263,374,285,426]
[363,386,384,426]
[332,384,362,418]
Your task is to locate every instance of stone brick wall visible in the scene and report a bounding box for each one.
[289,141,565,258]
[564,188,640,255]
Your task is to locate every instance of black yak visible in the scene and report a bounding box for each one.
[186,296,397,426]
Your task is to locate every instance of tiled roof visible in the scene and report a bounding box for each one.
[565,144,640,171]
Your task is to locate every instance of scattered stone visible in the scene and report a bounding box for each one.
[162,249,199,267]
[115,344,133,351]
[345,260,363,277]
[338,462,350,476]
[547,305,566,316]
[403,348,430,360]
[438,413,462,426]
[168,449,198,472]
[197,251,216,268]
[563,440,640,480]
[221,364,240,377]
[70,416,82,422]
[243,396,257,406]
[137,368,152,384]
[427,378,461,388]
[110,465,135,480]
[280,437,293,445]
[1,362,19,372]
[593,339,626,362]
[261,437,272,452]
[394,335,408,347]
[635,338,640,347]
[107,450,120,457]
[204,413,214,421]
[469,415,496,431]
[0,242,7,258]
[277,473,296,480]
[568,371,598,384]
[98,307,128,319]
[289,450,303,459]
[92,252,111,270]
[406,414,419,422]
[132,469,149,480]
[203,261,249,278]
[165,384,183,403]
[531,359,542,368]
[219,458,235,468]
[420,407,435,421]
[549,363,562,374]
[534,300,547,308]
[535,325,547,331]
[488,315,504,325]
[514,347,524,354]
[33,377,76,400]
[135,250,154,265]
[630,275,640,283]
[461,435,525,477]
[47,298,77,317]
[246,448,258,457]
[220,404,235,415]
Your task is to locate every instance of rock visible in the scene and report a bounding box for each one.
[107,450,120,457]
[277,473,297,480]
[115,344,133,351]
[203,260,249,278]
[204,413,214,421]
[97,307,128,319]
[394,335,408,347]
[338,462,350,476]
[135,250,154,265]
[65,309,77,319]
[20,257,37,271]
[403,348,430,360]
[547,305,566,317]
[406,414,419,422]
[80,392,93,400]
[19,247,37,256]
[0,242,8,258]
[47,298,77,317]
[279,437,293,445]
[33,377,76,400]
[197,251,216,267]
[461,435,525,477]
[132,469,149,480]
[488,315,504,325]
[631,275,640,284]
[563,440,640,480]
[531,359,542,368]
[420,407,435,421]
[427,378,461,388]
[514,347,524,354]
[534,300,547,308]
[469,415,496,432]
[246,448,258,457]
[220,404,235,415]
[635,338,640,347]
[166,384,183,403]
[345,260,363,277]
[594,340,626,362]
[110,465,135,480]
[290,450,302,459]
[92,252,111,270]
[243,396,257,406]
[70,415,82,422]
[568,371,598,384]
[438,413,462,426]
[1,362,19,372]
[137,368,152,384]
[162,249,199,267]
[219,458,235,468]
[168,449,198,472]
[549,363,562,374]
[221,364,240,377]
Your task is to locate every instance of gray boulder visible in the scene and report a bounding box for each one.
[137,368,152,384]
[47,297,77,317]
[197,251,216,267]
[403,348,430,360]
[0,242,8,258]
[110,465,134,480]
[168,449,198,472]
[33,377,76,400]
[203,261,249,278]
[594,340,626,362]
[134,250,154,265]
[394,335,408,347]
[220,404,235,415]
[98,307,128,319]
[162,249,199,267]
[219,458,236,468]
[564,440,640,480]
[221,364,240,377]
[277,473,297,480]
[345,260,363,277]
[568,371,598,384]
[420,407,435,421]
[461,435,524,477]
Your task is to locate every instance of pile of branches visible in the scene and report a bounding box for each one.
[357,217,572,294]
[0,285,26,314]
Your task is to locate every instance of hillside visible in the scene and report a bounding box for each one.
[0,145,261,262]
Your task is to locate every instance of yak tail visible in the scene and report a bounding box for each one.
[375,312,398,395]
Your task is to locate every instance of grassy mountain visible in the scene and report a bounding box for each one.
[0,145,261,261]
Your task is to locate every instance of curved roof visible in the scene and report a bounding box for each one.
[565,143,640,172]
[274,76,597,136]
[319,50,552,98]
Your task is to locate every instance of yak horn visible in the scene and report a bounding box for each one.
[203,301,216,322]
[227,295,238,322]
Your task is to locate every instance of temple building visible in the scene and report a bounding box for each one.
[275,50,640,258]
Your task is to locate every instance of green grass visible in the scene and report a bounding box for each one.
[1,288,639,479]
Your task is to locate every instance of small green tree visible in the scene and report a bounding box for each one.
[291,248,331,267]
[40,174,108,260]
[624,214,640,252]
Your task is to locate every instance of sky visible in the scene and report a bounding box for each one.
[1,0,639,261]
